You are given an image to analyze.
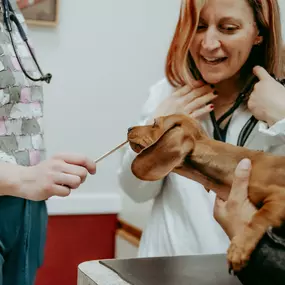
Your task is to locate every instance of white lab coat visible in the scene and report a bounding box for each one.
[117,78,285,258]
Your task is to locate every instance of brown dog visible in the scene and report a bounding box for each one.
[127,113,285,273]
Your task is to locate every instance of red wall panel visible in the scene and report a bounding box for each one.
[35,214,117,285]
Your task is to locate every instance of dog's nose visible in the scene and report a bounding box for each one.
[128,127,133,133]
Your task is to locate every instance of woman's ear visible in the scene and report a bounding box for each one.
[131,126,194,181]
[254,35,263,46]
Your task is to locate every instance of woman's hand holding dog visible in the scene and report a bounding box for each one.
[213,158,257,240]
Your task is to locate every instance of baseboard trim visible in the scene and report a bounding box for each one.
[46,193,121,215]
[116,229,140,247]
[116,218,142,247]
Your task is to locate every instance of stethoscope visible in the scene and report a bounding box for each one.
[1,0,52,84]
[209,74,283,147]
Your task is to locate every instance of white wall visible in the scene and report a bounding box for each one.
[26,0,180,219]
[27,1,285,226]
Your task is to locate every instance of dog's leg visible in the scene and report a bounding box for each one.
[227,194,285,274]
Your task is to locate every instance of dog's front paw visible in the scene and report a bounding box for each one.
[227,236,251,274]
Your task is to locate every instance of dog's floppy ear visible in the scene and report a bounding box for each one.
[141,114,186,148]
[131,125,194,181]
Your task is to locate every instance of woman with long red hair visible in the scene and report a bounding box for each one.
[118,0,285,275]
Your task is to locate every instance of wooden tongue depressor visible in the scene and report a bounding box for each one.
[94,140,128,163]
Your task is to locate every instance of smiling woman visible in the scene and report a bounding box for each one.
[189,2,262,84]
[118,0,285,277]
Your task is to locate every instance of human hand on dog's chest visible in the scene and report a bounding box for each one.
[247,66,285,126]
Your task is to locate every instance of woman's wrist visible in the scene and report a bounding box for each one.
[264,107,285,127]
[265,114,281,127]
[0,163,28,198]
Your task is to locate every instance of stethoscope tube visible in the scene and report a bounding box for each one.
[210,75,259,147]
[210,74,284,147]
[2,0,52,84]
[210,111,223,141]
[236,115,258,147]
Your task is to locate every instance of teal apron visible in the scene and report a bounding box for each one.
[0,1,48,285]
[0,198,47,285]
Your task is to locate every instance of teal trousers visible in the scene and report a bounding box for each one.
[0,197,47,285]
